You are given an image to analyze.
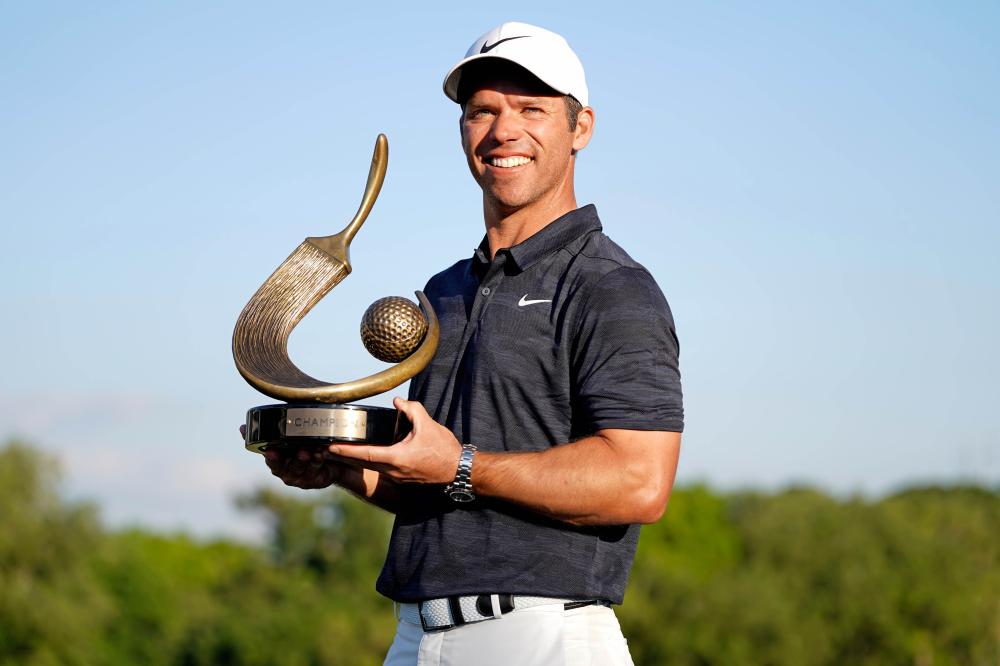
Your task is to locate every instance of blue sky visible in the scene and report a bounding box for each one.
[2,2,998,539]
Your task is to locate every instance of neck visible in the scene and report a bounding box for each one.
[482,187,577,260]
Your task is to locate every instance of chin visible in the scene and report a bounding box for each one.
[490,197,532,214]
[485,186,533,211]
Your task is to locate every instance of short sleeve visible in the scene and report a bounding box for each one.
[571,267,684,433]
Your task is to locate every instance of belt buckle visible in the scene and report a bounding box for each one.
[419,594,515,632]
[476,593,515,617]
[418,601,454,633]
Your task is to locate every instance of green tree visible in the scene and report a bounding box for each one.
[621,484,1000,666]
[0,441,112,665]
[3,438,998,665]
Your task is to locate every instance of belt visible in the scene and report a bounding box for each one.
[399,595,609,632]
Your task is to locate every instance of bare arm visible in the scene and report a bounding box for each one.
[329,397,681,526]
[474,428,680,525]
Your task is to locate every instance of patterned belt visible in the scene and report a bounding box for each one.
[399,595,606,632]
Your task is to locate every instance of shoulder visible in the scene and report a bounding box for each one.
[423,257,473,296]
[575,230,645,272]
[567,230,671,315]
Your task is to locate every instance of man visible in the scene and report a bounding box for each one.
[259,22,683,665]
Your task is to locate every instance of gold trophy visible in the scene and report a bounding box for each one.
[232,135,439,453]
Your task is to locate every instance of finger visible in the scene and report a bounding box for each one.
[263,446,297,466]
[278,460,326,488]
[392,397,427,431]
[264,460,284,476]
[239,424,247,438]
[392,396,417,418]
[264,449,291,472]
[291,469,328,489]
[328,455,394,476]
[328,442,392,465]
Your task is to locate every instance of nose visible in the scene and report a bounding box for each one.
[490,109,521,143]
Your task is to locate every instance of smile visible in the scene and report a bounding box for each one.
[488,156,532,168]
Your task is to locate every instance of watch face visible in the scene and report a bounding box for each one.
[449,489,475,503]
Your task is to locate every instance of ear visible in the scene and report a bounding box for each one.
[572,107,595,152]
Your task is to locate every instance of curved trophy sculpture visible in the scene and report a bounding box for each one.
[233,134,439,453]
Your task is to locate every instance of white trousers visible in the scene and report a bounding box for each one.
[383,601,635,666]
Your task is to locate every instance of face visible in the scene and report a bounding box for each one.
[460,80,592,215]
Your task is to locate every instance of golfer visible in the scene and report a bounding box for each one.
[264,21,683,665]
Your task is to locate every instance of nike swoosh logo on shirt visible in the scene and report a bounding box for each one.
[480,36,529,53]
[518,295,552,307]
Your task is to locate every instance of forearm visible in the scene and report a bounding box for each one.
[472,430,681,526]
[328,400,682,526]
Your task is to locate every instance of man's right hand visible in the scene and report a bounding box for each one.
[240,424,348,490]
[238,425,403,513]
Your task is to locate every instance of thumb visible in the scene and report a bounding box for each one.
[393,396,427,426]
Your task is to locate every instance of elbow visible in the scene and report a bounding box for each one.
[629,481,671,524]
[565,485,669,527]
[622,451,674,524]
[597,429,680,525]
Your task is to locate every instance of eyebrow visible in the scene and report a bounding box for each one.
[467,91,557,103]
[462,94,560,114]
[516,97,555,106]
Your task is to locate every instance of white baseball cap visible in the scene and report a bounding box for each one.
[443,21,589,107]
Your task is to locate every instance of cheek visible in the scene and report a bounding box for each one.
[462,132,483,169]
[463,145,480,173]
[461,130,479,162]
[460,133,484,179]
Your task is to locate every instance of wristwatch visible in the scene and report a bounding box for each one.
[445,444,477,502]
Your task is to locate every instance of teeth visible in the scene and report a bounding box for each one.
[490,156,532,168]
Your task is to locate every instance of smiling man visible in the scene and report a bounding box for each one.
[262,22,683,665]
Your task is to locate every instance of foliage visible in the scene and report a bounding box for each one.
[0,442,111,665]
[1,440,997,665]
[620,485,1000,665]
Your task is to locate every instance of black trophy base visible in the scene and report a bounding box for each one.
[244,403,410,454]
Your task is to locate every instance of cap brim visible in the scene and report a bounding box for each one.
[442,53,571,103]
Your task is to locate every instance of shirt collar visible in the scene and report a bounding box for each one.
[471,204,602,276]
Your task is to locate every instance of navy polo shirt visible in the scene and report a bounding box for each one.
[375,204,683,604]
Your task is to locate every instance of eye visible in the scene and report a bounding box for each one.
[467,107,494,120]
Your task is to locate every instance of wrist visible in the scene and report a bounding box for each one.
[444,444,477,503]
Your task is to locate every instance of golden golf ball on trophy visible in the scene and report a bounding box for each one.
[360,296,429,363]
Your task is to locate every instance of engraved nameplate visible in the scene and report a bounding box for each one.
[285,408,367,439]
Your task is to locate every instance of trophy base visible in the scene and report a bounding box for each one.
[244,403,409,454]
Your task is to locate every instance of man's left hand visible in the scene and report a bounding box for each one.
[328,397,462,485]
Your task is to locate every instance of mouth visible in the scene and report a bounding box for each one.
[486,155,532,168]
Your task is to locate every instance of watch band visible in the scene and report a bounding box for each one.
[445,444,477,502]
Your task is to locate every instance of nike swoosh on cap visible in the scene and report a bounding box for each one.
[480,35,529,54]
[518,295,552,307]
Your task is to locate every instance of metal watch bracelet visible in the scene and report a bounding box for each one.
[445,444,477,502]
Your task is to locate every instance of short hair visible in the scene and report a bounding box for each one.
[457,59,583,131]
[563,95,582,131]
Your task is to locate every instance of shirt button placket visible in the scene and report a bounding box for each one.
[476,253,506,322]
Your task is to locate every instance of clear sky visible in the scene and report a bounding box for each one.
[2,1,997,539]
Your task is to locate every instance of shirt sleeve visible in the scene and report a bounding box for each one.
[571,266,684,433]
